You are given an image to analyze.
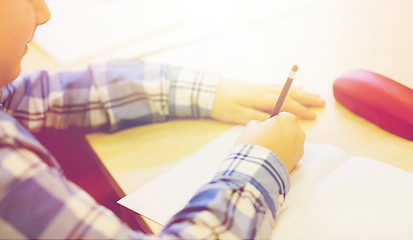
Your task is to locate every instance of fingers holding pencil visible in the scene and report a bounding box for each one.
[210,69,325,125]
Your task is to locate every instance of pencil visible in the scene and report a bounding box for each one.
[271,65,298,117]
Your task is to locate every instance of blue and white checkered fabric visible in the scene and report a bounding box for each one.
[0,60,289,239]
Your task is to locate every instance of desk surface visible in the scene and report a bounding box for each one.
[22,0,413,233]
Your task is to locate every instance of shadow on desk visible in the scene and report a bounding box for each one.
[34,128,152,234]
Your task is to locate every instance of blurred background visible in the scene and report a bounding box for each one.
[32,0,311,65]
[24,0,413,93]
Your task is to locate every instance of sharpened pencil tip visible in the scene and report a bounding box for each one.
[292,65,298,72]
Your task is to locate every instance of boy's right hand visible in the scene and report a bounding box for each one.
[235,112,305,173]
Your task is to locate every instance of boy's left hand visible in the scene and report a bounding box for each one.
[211,79,325,125]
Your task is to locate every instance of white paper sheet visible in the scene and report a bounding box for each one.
[118,126,244,225]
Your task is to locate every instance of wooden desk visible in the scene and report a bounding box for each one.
[22,0,413,233]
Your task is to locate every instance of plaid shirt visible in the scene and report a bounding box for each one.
[0,60,289,239]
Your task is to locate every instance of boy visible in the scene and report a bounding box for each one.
[0,0,324,238]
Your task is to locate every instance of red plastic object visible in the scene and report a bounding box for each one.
[333,70,413,141]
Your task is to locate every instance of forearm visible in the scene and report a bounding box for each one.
[161,144,290,239]
[3,60,219,133]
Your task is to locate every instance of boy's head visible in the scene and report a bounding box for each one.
[0,0,50,87]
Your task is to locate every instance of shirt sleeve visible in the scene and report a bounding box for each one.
[0,114,289,239]
[160,144,290,239]
[3,59,219,133]
[0,114,146,239]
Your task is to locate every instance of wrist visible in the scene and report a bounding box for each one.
[168,68,219,119]
[216,144,290,218]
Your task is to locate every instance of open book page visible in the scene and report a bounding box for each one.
[118,126,353,225]
[273,157,413,239]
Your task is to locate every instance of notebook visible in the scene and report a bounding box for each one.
[119,126,413,239]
